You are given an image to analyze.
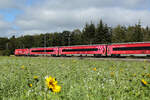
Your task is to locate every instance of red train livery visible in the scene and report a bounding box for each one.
[59,45,106,56]
[107,42,150,56]
[29,47,58,56]
[15,49,29,56]
[14,42,150,57]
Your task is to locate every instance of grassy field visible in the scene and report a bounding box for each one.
[0,56,150,100]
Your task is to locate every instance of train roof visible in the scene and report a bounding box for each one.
[16,41,150,49]
[108,41,150,45]
[27,44,106,49]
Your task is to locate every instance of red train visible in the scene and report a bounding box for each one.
[59,45,106,57]
[29,47,59,56]
[14,42,150,57]
[15,48,29,56]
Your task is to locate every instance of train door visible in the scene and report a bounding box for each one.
[107,45,111,56]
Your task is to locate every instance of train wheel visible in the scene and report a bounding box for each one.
[111,54,120,57]
[94,54,101,57]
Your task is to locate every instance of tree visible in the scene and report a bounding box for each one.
[0,37,9,50]
[143,26,150,41]
[61,31,71,46]
[71,29,82,45]
[125,22,143,42]
[22,35,34,48]
[82,22,96,44]
[94,20,111,44]
[52,32,62,46]
[8,35,17,54]
[112,25,126,43]
[133,22,143,42]
[48,34,54,47]
[125,26,135,42]
[33,35,43,47]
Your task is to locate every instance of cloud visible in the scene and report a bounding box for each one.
[0,0,150,37]
[15,5,150,35]
[0,0,26,9]
[37,0,149,10]
[0,15,14,37]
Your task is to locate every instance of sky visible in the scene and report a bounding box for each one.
[0,0,150,37]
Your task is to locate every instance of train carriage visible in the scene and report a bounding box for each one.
[29,47,59,56]
[15,48,29,56]
[107,42,150,57]
[59,45,106,57]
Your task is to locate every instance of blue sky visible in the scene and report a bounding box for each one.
[0,9,21,22]
[0,0,150,37]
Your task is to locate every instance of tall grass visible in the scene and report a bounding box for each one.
[0,56,150,100]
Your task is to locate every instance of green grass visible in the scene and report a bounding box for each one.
[0,56,150,100]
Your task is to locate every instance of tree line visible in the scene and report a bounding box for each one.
[0,20,150,56]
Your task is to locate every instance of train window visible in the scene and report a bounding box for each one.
[113,46,150,51]
[62,48,98,52]
[31,50,54,52]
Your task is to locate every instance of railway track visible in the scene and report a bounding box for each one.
[28,56,150,62]
[14,55,150,62]
[84,57,150,62]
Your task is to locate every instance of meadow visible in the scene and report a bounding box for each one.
[0,56,150,100]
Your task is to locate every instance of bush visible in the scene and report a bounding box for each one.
[0,50,11,56]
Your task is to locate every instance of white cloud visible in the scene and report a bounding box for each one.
[37,0,149,10]
[15,6,150,35]
[0,15,15,37]
[0,0,150,37]
[0,0,26,9]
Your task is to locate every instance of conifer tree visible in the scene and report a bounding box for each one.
[112,25,126,43]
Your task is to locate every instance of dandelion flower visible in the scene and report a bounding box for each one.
[93,68,96,71]
[28,83,32,87]
[34,76,38,79]
[21,65,25,69]
[45,76,61,93]
[110,72,114,77]
[52,85,61,93]
[45,76,58,89]
[34,76,39,82]
[141,79,148,86]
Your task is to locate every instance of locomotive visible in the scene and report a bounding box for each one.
[14,42,150,57]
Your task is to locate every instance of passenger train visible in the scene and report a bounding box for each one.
[14,42,150,57]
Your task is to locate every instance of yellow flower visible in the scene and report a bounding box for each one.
[28,83,32,87]
[93,68,96,71]
[21,65,25,69]
[52,85,61,93]
[34,76,39,82]
[110,72,114,77]
[34,76,38,79]
[45,76,58,89]
[141,79,148,86]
